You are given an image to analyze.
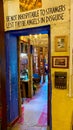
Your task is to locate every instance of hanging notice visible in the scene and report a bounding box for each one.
[5,4,67,30]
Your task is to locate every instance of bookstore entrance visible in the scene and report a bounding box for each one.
[17,26,51,129]
[5,25,51,129]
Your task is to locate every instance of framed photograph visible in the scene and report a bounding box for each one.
[55,36,67,52]
[52,56,69,68]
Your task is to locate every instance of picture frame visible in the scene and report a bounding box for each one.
[52,56,69,68]
[19,0,42,12]
[55,36,67,52]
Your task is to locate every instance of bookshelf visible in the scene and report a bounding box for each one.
[33,46,39,74]
[33,46,48,75]
[39,47,45,75]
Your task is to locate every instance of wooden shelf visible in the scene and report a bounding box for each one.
[33,46,48,76]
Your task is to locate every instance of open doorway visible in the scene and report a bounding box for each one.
[17,28,51,130]
[5,25,51,130]
[18,33,50,130]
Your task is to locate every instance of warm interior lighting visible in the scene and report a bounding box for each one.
[20,53,27,58]
[34,34,37,38]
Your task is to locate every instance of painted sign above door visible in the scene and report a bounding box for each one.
[3,0,70,31]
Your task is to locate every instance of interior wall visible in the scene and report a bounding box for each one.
[51,22,70,91]
[70,0,73,97]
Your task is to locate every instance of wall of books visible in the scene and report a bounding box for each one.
[33,46,48,75]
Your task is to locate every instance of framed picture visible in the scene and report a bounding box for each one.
[19,0,42,12]
[55,36,67,52]
[52,56,69,68]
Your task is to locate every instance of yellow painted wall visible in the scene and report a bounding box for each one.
[3,0,73,130]
[51,22,70,90]
[51,22,71,130]
[69,0,73,97]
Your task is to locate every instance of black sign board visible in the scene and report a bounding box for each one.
[55,72,67,89]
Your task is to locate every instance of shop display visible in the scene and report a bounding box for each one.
[19,37,48,98]
[20,41,29,98]
[33,46,39,74]
[44,47,48,74]
[20,39,34,98]
[39,47,48,75]
[38,47,44,75]
[33,46,48,75]
[20,42,28,80]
